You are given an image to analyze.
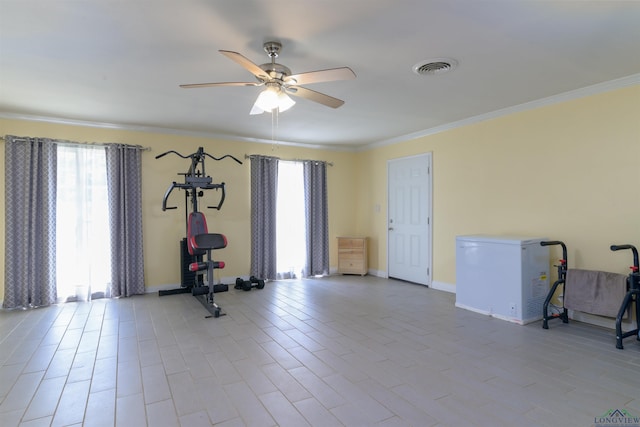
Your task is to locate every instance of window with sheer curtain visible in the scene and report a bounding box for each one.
[56,144,112,302]
[3,136,145,309]
[276,161,307,278]
[250,155,329,280]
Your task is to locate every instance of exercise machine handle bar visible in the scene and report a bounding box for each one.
[540,240,567,262]
[207,183,226,210]
[156,148,241,184]
[540,240,568,280]
[610,244,639,272]
[161,181,226,211]
[155,149,242,164]
[162,183,179,210]
[540,239,566,251]
[157,146,240,212]
[155,150,189,160]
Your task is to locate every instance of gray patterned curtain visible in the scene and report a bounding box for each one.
[4,136,58,308]
[303,161,329,276]
[105,144,145,297]
[250,155,278,279]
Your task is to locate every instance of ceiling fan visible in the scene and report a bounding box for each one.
[180,41,356,115]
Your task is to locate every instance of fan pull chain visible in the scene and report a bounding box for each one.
[271,108,279,151]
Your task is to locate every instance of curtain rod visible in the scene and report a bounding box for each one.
[244,154,333,167]
[1,135,151,151]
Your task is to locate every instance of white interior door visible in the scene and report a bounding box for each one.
[387,153,432,285]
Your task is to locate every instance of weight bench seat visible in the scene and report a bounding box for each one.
[187,211,227,254]
[191,233,227,251]
[186,211,227,273]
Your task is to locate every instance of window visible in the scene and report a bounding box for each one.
[56,145,111,301]
[250,155,328,281]
[276,161,307,278]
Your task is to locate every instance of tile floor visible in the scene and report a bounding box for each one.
[0,275,638,427]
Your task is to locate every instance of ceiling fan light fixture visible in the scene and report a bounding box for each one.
[249,104,265,115]
[277,92,295,112]
[254,85,280,111]
[252,84,295,114]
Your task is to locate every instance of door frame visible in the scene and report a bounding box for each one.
[386,152,433,286]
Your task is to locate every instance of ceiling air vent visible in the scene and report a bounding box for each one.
[412,58,458,76]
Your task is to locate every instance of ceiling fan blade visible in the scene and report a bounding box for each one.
[287,86,345,109]
[180,82,261,89]
[285,67,356,85]
[219,50,269,80]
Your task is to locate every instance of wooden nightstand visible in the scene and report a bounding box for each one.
[337,237,368,276]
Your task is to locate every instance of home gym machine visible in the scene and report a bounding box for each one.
[610,244,639,349]
[156,147,242,318]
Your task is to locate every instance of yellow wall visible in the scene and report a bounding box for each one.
[359,85,640,286]
[1,84,639,302]
[0,119,358,299]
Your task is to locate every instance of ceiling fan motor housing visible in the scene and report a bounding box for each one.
[259,62,292,81]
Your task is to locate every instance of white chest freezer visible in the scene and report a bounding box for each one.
[455,235,549,324]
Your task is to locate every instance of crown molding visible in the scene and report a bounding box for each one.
[360,73,640,151]
[2,73,637,153]
[0,111,355,152]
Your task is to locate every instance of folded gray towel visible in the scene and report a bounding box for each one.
[564,269,628,318]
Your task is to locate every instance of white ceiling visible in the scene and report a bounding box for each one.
[1,1,639,149]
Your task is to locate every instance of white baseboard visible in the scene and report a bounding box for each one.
[367,269,386,278]
[329,268,386,277]
[430,281,456,294]
[568,310,622,330]
[454,302,541,325]
[455,302,492,316]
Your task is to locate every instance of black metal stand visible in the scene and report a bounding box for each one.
[540,240,569,329]
[194,294,223,318]
[540,240,640,350]
[611,244,640,349]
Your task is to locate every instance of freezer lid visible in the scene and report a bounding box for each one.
[456,234,548,245]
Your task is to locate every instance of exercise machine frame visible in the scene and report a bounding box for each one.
[156,146,242,317]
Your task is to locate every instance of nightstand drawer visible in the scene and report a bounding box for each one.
[339,260,365,272]
[338,250,363,259]
[338,238,365,249]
